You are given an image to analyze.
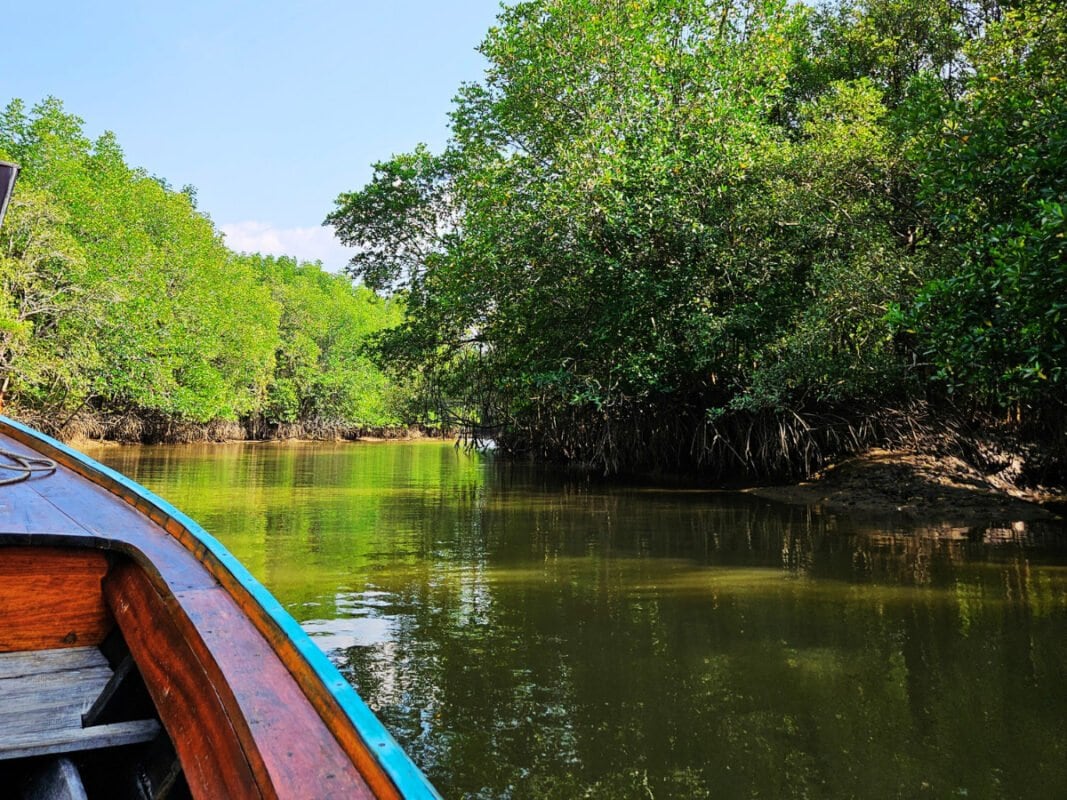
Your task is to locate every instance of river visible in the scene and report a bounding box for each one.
[86,440,1067,799]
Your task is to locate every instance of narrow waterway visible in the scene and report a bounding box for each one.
[88,441,1067,800]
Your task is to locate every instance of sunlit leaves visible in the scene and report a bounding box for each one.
[0,97,406,430]
[905,0,1067,407]
[329,0,1063,470]
[249,253,406,425]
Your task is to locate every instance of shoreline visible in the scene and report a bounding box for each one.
[28,411,1066,526]
[67,428,452,449]
[10,411,454,448]
[749,448,1063,526]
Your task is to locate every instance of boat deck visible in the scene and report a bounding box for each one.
[0,647,159,762]
[0,429,389,799]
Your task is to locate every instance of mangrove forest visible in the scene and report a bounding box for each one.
[0,99,408,440]
[327,0,1065,481]
[2,0,1065,486]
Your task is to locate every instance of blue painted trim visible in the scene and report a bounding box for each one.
[0,416,441,800]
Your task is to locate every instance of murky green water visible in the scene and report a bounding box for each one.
[87,441,1067,799]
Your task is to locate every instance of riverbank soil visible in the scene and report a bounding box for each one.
[19,410,451,447]
[750,448,1063,524]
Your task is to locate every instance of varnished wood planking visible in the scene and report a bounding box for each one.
[176,586,378,800]
[106,557,377,799]
[156,519,403,798]
[23,479,220,594]
[0,548,111,652]
[7,481,382,797]
[104,562,264,800]
[25,470,192,556]
[2,434,399,797]
[0,423,422,799]
[234,603,406,800]
[168,537,403,800]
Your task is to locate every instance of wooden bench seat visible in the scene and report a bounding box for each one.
[0,647,159,761]
[0,416,406,799]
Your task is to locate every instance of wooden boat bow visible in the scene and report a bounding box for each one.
[0,415,441,799]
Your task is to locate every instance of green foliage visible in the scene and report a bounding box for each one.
[247,254,406,426]
[790,0,967,109]
[325,146,454,293]
[328,0,1065,472]
[0,184,96,413]
[327,0,956,469]
[904,0,1067,408]
[0,97,406,433]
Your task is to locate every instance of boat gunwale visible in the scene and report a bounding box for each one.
[0,415,441,800]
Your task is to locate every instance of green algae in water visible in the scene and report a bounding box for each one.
[90,441,1067,800]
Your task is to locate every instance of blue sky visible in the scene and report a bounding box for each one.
[1,1,504,270]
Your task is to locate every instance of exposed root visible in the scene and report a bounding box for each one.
[8,409,445,445]
[495,398,1067,490]
[750,448,1061,524]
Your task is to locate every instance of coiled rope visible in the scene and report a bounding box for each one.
[0,447,57,485]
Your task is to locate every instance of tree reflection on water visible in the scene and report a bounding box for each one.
[93,442,1067,800]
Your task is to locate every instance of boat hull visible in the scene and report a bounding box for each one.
[0,416,440,799]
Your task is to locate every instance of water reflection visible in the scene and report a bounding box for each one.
[89,442,1067,799]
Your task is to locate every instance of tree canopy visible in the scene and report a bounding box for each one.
[327,0,1066,475]
[0,97,406,437]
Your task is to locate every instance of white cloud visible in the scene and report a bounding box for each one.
[220,221,356,273]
